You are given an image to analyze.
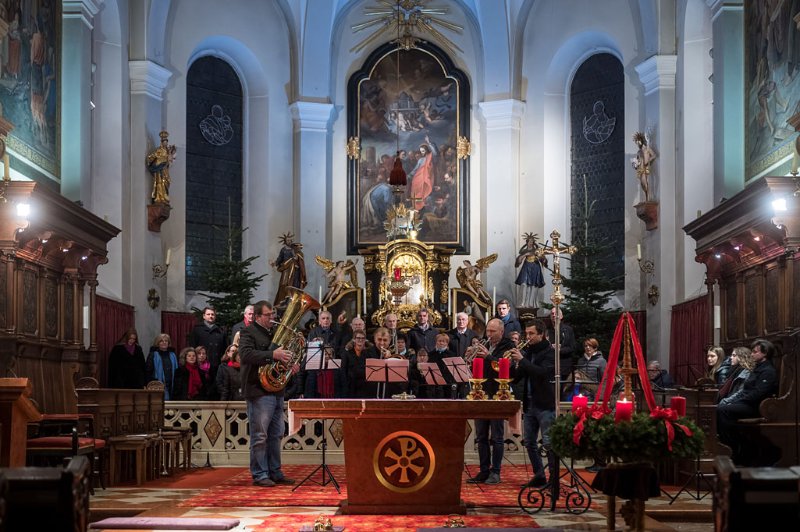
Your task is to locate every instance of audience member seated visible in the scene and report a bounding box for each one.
[706,345,730,386]
[107,327,146,389]
[646,359,674,389]
[145,333,179,400]
[717,339,779,465]
[572,338,606,399]
[717,346,753,405]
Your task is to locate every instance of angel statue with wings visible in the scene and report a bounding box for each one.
[455,254,497,306]
[315,256,359,305]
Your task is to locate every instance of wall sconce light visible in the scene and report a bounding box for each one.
[636,244,655,273]
[152,248,171,280]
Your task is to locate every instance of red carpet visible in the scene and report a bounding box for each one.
[179,464,598,510]
[250,513,539,531]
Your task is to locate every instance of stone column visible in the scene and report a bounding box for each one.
[708,0,743,200]
[478,99,525,305]
[61,0,101,205]
[128,60,172,344]
[290,101,334,297]
[634,55,677,367]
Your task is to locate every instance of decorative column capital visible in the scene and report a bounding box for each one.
[289,101,334,133]
[634,55,677,96]
[478,99,526,131]
[129,60,173,101]
[62,0,102,29]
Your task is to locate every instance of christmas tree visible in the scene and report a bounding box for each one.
[196,226,267,330]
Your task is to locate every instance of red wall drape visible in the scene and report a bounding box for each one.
[162,311,198,354]
[669,295,710,386]
[95,296,136,387]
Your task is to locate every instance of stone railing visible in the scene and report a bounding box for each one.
[164,401,527,467]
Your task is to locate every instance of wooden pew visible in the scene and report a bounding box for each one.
[0,455,90,532]
[0,378,42,467]
[737,330,800,467]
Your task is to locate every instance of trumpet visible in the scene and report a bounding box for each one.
[492,338,530,372]
[464,338,489,363]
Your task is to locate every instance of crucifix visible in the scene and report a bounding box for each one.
[533,229,577,414]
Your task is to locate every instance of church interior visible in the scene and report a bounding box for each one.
[1,0,800,530]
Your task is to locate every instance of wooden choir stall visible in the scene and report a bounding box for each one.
[288,399,520,515]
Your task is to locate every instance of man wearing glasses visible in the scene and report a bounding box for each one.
[239,301,299,487]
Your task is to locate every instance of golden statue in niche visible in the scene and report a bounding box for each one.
[147,131,177,205]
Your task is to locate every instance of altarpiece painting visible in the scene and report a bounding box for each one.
[745,1,800,179]
[347,42,470,254]
[0,0,60,184]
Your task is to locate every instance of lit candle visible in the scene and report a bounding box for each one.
[497,358,510,379]
[165,248,171,266]
[636,244,641,261]
[615,399,633,423]
[670,396,686,417]
[472,357,484,379]
[572,394,588,413]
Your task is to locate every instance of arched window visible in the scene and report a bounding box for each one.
[185,56,243,291]
[570,53,625,290]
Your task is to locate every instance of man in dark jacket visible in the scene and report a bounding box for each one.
[547,308,577,380]
[467,318,514,486]
[495,299,522,335]
[230,304,254,344]
[190,307,226,368]
[448,311,478,358]
[510,319,556,488]
[717,338,779,465]
[408,308,438,354]
[239,300,298,487]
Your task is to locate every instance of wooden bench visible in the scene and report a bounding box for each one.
[737,332,799,467]
[0,455,90,532]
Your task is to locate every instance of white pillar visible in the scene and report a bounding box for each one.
[634,55,677,367]
[478,99,525,304]
[708,0,743,199]
[128,60,173,345]
[61,0,101,204]
[290,101,334,296]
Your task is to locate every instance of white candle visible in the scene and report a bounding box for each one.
[165,248,171,266]
[492,286,496,313]
[636,244,641,261]
[319,285,323,302]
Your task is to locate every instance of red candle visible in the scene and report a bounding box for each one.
[670,396,686,417]
[615,399,633,423]
[497,358,510,379]
[472,357,484,379]
[572,394,588,413]
[393,267,402,281]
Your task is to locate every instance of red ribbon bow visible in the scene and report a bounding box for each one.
[650,406,692,451]
[572,404,611,445]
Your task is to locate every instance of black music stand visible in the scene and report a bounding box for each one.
[293,418,340,493]
[668,383,715,503]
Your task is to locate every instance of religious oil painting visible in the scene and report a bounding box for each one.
[744,0,800,179]
[347,42,470,254]
[0,0,60,184]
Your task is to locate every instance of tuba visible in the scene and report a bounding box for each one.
[258,287,321,392]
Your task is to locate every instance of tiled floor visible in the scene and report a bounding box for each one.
[89,468,714,531]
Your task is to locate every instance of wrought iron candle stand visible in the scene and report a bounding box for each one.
[516,229,592,515]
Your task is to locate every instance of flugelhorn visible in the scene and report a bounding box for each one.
[492,338,530,372]
[464,338,489,363]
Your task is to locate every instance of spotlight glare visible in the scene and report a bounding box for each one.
[16,202,30,218]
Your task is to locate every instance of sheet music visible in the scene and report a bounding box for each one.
[366,359,386,382]
[386,358,409,382]
[443,356,470,383]
[305,340,341,370]
[418,362,447,385]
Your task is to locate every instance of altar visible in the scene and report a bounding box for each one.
[288,399,521,514]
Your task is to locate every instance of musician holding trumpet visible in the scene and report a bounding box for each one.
[507,318,557,489]
[239,300,299,488]
[467,318,515,485]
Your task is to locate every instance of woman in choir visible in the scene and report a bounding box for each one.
[145,333,179,400]
[218,347,243,401]
[195,346,217,399]
[717,347,754,405]
[705,346,729,386]
[173,347,207,401]
[108,327,146,389]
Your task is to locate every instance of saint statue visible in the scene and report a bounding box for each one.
[270,232,307,305]
[515,232,547,308]
[146,131,177,205]
[630,131,657,203]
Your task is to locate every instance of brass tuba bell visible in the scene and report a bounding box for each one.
[258,287,321,392]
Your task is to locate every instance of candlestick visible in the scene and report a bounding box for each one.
[467,378,487,400]
[493,378,514,401]
[497,357,510,379]
[572,394,588,413]
[670,396,686,417]
[614,399,633,423]
[472,357,484,379]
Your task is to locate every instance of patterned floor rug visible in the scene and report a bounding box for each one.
[249,513,540,531]
[179,464,597,511]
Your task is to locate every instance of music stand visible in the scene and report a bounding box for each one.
[366,358,409,398]
[668,383,715,504]
[293,418,341,493]
[418,362,447,386]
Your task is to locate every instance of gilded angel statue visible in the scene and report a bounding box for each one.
[315,256,359,305]
[455,254,497,306]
